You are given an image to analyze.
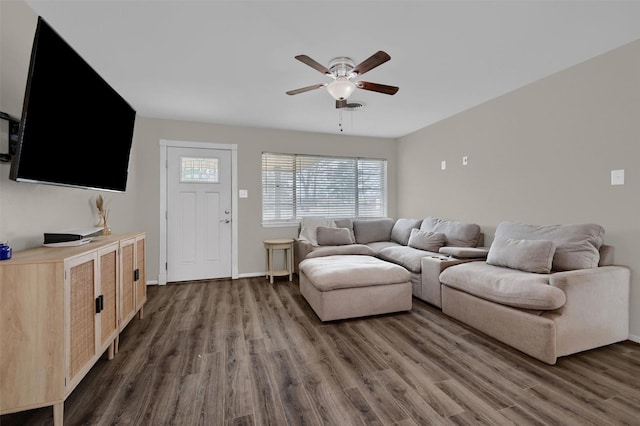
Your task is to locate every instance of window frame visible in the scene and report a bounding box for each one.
[261,152,388,226]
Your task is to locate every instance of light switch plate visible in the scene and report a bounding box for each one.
[462,156,468,166]
[611,170,625,186]
[239,189,248,198]
[441,160,446,170]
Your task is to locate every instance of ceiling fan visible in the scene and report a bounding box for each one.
[286,50,399,109]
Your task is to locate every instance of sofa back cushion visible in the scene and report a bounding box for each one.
[420,217,481,247]
[390,218,423,245]
[353,218,395,244]
[487,238,556,273]
[493,221,604,271]
[316,227,354,246]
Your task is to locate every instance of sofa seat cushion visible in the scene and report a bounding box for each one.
[439,262,566,310]
[366,241,402,254]
[378,246,438,273]
[299,255,410,291]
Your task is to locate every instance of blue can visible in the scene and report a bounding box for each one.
[0,242,12,260]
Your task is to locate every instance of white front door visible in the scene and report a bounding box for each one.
[167,146,232,282]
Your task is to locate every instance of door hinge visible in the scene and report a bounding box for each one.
[165,262,168,271]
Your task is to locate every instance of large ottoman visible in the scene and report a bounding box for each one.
[299,255,412,321]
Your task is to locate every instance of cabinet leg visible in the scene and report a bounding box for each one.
[107,341,115,360]
[114,335,120,354]
[138,306,144,320]
[53,402,63,426]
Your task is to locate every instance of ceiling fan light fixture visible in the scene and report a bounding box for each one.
[327,77,356,100]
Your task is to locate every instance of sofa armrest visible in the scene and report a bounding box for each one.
[294,239,316,274]
[438,246,489,259]
[544,265,630,356]
[419,256,475,308]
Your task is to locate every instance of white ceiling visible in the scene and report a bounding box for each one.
[24,1,640,139]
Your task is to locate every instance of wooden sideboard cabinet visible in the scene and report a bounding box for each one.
[0,232,146,425]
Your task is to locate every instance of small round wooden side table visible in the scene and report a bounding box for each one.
[263,238,294,284]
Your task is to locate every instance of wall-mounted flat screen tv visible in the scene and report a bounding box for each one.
[10,16,136,192]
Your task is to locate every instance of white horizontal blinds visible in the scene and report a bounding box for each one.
[296,155,357,218]
[262,152,387,224]
[358,158,387,217]
[262,153,295,223]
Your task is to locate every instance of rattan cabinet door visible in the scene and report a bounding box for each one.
[98,243,119,350]
[66,252,98,386]
[135,234,146,312]
[120,238,136,328]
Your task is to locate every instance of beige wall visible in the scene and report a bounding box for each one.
[397,40,640,340]
[0,0,397,281]
[133,117,397,279]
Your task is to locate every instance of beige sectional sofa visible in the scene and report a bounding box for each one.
[439,221,630,365]
[294,216,488,303]
[294,217,630,365]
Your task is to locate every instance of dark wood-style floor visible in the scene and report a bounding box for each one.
[2,276,640,425]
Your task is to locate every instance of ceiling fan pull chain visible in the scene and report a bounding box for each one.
[338,109,343,132]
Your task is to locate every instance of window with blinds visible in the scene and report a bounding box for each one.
[262,152,387,225]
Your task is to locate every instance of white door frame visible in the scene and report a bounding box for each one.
[159,139,238,285]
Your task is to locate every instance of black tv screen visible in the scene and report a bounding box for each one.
[10,16,136,192]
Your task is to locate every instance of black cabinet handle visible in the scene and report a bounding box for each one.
[134,268,139,281]
[95,295,104,313]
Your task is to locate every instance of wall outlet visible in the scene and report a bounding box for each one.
[239,189,248,198]
[611,170,624,186]
[441,160,446,170]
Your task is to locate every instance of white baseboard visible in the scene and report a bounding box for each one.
[146,280,159,286]
[238,272,268,279]
[629,334,640,344]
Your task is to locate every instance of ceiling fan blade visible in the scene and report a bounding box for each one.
[335,99,347,109]
[295,55,331,75]
[286,83,326,96]
[351,51,391,76]
[356,81,399,95]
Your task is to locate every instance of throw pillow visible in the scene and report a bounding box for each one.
[390,218,423,245]
[298,217,335,246]
[486,238,556,274]
[316,227,354,246]
[407,229,446,252]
